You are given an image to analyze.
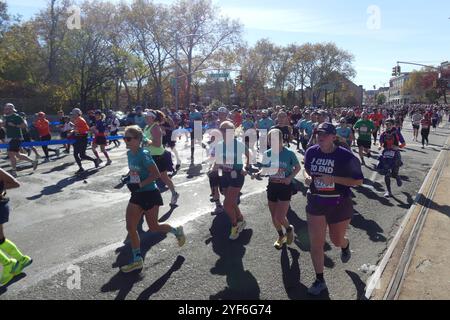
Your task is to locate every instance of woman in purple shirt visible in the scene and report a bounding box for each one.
[303,122,364,296]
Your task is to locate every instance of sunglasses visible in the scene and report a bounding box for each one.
[123,136,137,142]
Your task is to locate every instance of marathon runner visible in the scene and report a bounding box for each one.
[290,106,303,151]
[271,110,292,148]
[296,110,313,153]
[353,112,375,166]
[256,110,274,151]
[420,114,431,149]
[214,121,250,240]
[188,104,203,162]
[161,110,181,171]
[335,118,354,150]
[0,168,33,286]
[143,110,179,206]
[19,112,39,159]
[120,125,185,273]
[369,109,383,145]
[69,108,99,174]
[91,110,111,166]
[3,103,38,177]
[34,112,60,162]
[377,119,405,198]
[106,110,121,148]
[255,128,300,249]
[411,110,422,142]
[303,122,364,296]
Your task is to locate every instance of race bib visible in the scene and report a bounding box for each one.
[360,127,368,133]
[270,169,286,180]
[314,178,335,191]
[230,170,237,179]
[129,171,141,184]
[383,150,396,159]
[222,164,234,171]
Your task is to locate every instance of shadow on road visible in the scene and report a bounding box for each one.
[41,162,74,174]
[280,247,330,300]
[26,169,100,200]
[345,270,368,300]
[350,210,386,243]
[416,193,450,218]
[354,185,394,207]
[101,232,167,300]
[207,213,260,300]
[0,273,26,297]
[137,255,185,300]
[186,163,203,179]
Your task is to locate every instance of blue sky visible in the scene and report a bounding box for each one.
[6,0,450,89]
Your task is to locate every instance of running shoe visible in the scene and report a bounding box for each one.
[341,241,351,263]
[273,236,287,250]
[307,280,328,296]
[43,157,50,163]
[13,255,33,275]
[175,226,186,247]
[170,192,180,206]
[98,159,103,163]
[212,205,225,215]
[94,158,100,168]
[75,168,85,175]
[229,226,239,240]
[106,159,112,166]
[0,259,19,286]
[27,149,31,156]
[384,191,392,198]
[120,258,144,273]
[55,149,60,157]
[396,176,403,187]
[176,164,181,171]
[236,220,247,233]
[10,170,17,178]
[286,225,295,245]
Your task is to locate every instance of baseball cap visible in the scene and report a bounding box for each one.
[316,122,336,135]
[218,107,229,114]
[4,103,17,112]
[37,112,46,117]
[71,108,82,116]
[94,109,102,115]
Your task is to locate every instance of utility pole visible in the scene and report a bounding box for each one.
[174,34,179,112]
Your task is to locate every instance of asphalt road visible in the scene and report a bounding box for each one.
[0,121,448,300]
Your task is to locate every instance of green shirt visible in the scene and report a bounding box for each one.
[143,124,165,156]
[4,114,24,140]
[354,119,375,141]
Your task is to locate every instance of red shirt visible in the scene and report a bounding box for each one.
[233,113,243,127]
[369,113,383,126]
[74,117,90,135]
[34,118,51,137]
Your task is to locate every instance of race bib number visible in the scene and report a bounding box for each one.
[270,169,286,180]
[222,164,234,171]
[130,171,141,184]
[314,178,335,191]
[383,150,396,159]
[230,170,237,179]
[360,127,368,133]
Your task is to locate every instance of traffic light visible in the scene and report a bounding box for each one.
[392,67,397,76]
[397,66,401,74]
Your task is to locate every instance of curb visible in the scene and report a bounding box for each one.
[365,124,450,299]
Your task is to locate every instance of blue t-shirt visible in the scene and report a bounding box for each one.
[298,120,313,136]
[262,147,300,179]
[304,145,363,197]
[215,139,247,171]
[189,111,203,128]
[134,115,147,129]
[95,120,107,134]
[242,120,255,131]
[336,127,352,140]
[258,118,275,130]
[127,148,158,192]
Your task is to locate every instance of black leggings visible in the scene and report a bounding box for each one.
[385,166,400,194]
[73,136,96,168]
[421,128,430,146]
[40,134,57,158]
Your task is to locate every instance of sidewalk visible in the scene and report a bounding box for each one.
[397,142,450,299]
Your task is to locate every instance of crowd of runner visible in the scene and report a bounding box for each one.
[0,101,448,296]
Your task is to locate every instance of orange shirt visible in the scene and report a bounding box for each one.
[34,118,51,137]
[74,117,90,135]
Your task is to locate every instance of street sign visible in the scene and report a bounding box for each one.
[208,73,229,78]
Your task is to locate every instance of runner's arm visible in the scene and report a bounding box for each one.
[0,168,20,189]
[139,163,161,189]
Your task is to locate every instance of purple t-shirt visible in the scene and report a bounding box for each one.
[304,145,364,198]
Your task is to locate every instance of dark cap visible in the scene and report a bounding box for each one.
[95,109,102,115]
[317,122,336,135]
